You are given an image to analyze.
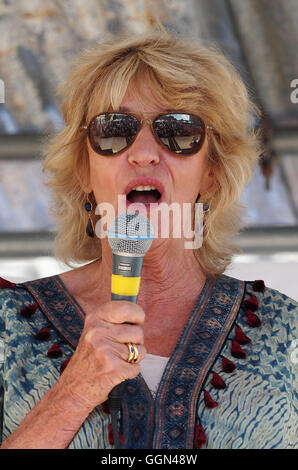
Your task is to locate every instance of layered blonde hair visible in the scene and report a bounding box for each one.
[43,27,262,277]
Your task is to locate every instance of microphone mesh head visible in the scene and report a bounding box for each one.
[107,212,154,256]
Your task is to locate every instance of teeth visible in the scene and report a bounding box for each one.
[132,185,158,191]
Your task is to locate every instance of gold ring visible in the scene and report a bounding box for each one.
[126,343,139,363]
[132,344,139,363]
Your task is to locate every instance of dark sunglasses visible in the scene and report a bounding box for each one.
[80,112,213,157]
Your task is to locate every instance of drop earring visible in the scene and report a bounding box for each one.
[85,194,95,238]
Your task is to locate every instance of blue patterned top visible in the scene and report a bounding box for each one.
[0,274,297,449]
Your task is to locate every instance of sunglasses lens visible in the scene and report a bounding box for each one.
[154,113,206,155]
[88,113,140,156]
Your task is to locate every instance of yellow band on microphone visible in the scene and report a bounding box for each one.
[111,274,141,297]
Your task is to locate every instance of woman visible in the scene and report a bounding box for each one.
[0,29,297,449]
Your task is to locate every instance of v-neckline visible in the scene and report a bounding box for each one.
[22,272,245,449]
[117,274,244,448]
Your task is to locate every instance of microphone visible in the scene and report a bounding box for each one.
[107,211,154,448]
[107,211,154,302]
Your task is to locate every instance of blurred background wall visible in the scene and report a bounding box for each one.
[0,0,297,299]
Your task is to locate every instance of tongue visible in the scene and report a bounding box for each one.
[128,190,160,204]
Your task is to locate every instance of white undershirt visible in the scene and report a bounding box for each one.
[140,353,170,398]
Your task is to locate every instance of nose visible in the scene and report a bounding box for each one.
[127,120,160,168]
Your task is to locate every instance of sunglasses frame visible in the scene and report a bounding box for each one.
[80,111,213,157]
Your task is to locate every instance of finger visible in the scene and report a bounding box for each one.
[118,363,141,383]
[96,301,146,325]
[83,323,144,349]
[105,323,145,345]
[102,363,141,397]
[119,343,147,364]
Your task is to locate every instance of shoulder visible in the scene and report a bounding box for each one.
[245,279,297,323]
[222,274,297,341]
[0,277,40,330]
[239,278,298,363]
[223,275,297,316]
[0,275,63,333]
[0,277,36,313]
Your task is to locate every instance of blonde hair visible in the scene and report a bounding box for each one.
[43,27,262,277]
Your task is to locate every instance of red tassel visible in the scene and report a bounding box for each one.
[243,296,258,312]
[20,303,38,318]
[108,424,114,444]
[194,424,207,448]
[246,311,262,328]
[47,343,62,358]
[60,358,71,374]
[231,340,246,359]
[234,326,251,344]
[204,391,218,408]
[108,424,124,445]
[222,357,236,373]
[210,372,226,390]
[0,277,16,288]
[252,280,265,292]
[35,327,51,341]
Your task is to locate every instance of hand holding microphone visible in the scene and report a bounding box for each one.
[56,212,153,447]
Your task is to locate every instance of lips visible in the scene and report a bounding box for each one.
[124,178,165,205]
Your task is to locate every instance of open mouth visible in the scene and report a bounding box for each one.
[126,185,162,204]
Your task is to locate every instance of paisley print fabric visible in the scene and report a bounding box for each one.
[0,274,297,449]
